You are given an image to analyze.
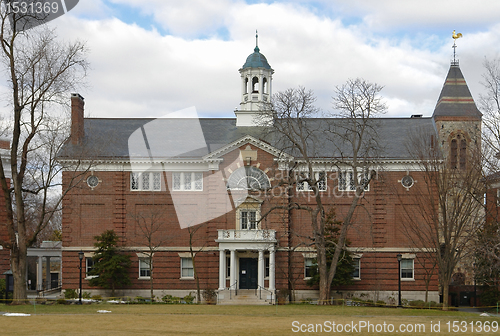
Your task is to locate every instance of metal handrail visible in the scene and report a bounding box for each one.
[256,285,274,305]
[229,280,238,299]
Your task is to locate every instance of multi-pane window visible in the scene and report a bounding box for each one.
[139,258,151,278]
[226,257,231,278]
[265,257,270,278]
[172,172,203,191]
[131,172,162,191]
[296,172,327,191]
[86,257,96,278]
[304,258,315,278]
[352,258,360,279]
[240,210,257,230]
[400,259,414,279]
[338,170,370,191]
[181,258,194,278]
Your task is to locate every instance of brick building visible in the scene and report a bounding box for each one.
[58,42,481,304]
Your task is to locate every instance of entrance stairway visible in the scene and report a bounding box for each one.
[217,289,274,305]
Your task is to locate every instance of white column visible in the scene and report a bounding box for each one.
[37,256,43,291]
[258,73,263,102]
[219,249,226,290]
[241,74,246,98]
[45,256,51,290]
[258,250,264,289]
[269,247,275,291]
[230,250,236,290]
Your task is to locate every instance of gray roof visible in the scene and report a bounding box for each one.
[432,64,482,119]
[59,117,437,161]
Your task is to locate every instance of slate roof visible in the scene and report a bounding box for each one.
[432,64,482,119]
[58,117,437,161]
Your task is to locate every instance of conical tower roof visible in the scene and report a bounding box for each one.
[432,64,482,120]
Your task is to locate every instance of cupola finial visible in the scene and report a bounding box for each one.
[254,30,259,52]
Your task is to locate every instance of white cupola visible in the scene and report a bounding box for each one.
[235,32,274,127]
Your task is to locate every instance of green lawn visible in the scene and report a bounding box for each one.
[0,303,497,335]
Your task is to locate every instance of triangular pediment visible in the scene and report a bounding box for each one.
[203,135,293,161]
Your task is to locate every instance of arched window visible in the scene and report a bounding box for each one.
[450,133,467,170]
[252,77,259,93]
[227,166,270,190]
[263,77,268,94]
[244,78,249,94]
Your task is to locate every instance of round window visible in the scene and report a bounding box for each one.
[401,175,414,189]
[87,175,99,188]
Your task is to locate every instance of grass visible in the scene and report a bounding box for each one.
[0,303,498,335]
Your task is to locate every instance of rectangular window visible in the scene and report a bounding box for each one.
[226,257,230,278]
[304,258,315,278]
[181,258,194,278]
[172,172,203,191]
[240,210,257,230]
[139,258,151,278]
[338,170,370,191]
[352,258,360,279]
[131,172,162,191]
[265,257,270,278]
[400,259,414,279]
[85,257,96,278]
[296,172,327,191]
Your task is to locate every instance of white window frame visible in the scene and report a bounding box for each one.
[172,172,203,191]
[352,258,361,280]
[139,258,151,278]
[85,257,97,279]
[296,172,327,192]
[338,170,370,192]
[304,258,315,279]
[131,172,162,191]
[240,209,257,230]
[181,257,194,278]
[400,259,414,280]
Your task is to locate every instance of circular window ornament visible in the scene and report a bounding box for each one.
[87,175,100,189]
[401,175,414,189]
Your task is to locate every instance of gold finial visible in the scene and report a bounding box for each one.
[452,30,463,39]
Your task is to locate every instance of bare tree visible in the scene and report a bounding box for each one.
[400,131,484,310]
[131,200,178,302]
[0,11,89,302]
[262,80,384,304]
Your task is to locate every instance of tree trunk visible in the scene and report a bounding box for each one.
[11,247,27,304]
[316,244,330,305]
[150,262,154,303]
[442,284,449,311]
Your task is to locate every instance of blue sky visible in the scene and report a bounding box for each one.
[11,0,500,119]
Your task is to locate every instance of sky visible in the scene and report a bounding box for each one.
[9,0,500,119]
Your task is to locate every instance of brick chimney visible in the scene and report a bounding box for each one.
[71,93,84,145]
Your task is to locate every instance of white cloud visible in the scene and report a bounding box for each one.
[10,0,496,120]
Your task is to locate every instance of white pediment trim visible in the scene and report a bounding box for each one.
[202,135,293,161]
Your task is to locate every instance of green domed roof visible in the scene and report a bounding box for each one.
[242,46,272,70]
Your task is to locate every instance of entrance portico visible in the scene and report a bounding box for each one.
[216,229,276,292]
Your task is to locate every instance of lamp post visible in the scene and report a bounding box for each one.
[78,250,84,305]
[397,253,402,307]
